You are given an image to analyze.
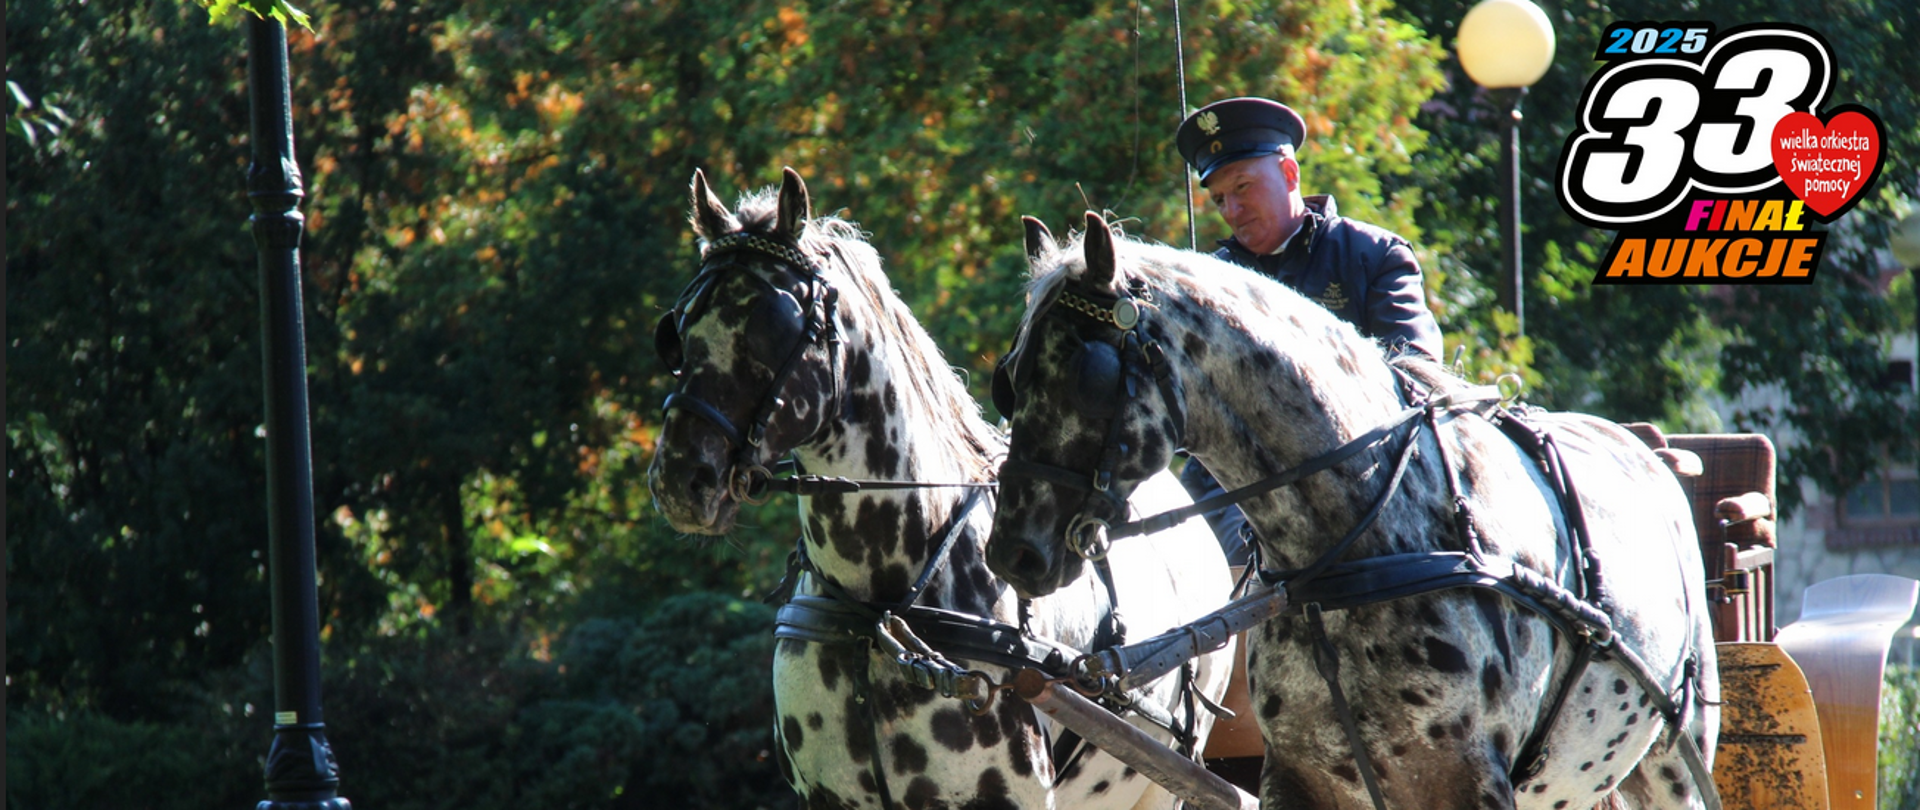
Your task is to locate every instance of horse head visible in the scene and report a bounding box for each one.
[986,212,1186,597]
[647,167,843,534]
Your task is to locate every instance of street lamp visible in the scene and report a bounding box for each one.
[246,15,350,810]
[1457,0,1555,338]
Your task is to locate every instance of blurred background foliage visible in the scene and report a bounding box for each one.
[6,0,1915,807]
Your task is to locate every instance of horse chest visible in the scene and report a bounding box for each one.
[771,638,1049,809]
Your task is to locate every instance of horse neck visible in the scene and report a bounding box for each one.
[791,272,1004,607]
[1165,280,1451,566]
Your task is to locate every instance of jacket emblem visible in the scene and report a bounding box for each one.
[1316,282,1351,312]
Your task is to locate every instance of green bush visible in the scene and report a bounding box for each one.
[1884,663,1920,810]
[541,591,788,809]
[4,708,258,810]
[316,590,788,809]
[5,590,791,810]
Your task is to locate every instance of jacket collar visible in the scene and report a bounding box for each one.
[1217,194,1340,265]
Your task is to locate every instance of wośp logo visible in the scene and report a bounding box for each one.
[1555,23,1886,284]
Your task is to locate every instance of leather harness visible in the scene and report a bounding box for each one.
[661,232,1198,808]
[995,280,1721,810]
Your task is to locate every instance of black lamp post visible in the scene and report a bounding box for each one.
[1457,0,1556,339]
[246,14,351,810]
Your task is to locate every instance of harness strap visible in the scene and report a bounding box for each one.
[1114,405,1423,540]
[1266,552,1612,642]
[1283,418,1425,592]
[1306,603,1390,810]
[1116,383,1504,541]
[1512,636,1596,783]
[776,596,1079,674]
[846,651,899,810]
[660,391,744,447]
[897,487,991,610]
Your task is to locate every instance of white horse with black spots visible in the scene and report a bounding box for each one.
[985,213,1719,810]
[648,171,1234,810]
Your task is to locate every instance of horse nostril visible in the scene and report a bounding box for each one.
[1002,543,1052,585]
[687,464,721,499]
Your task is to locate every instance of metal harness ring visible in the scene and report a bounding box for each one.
[730,464,774,505]
[1066,514,1112,561]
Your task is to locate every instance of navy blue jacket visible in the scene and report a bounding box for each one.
[1182,195,1442,564]
[1211,195,1442,359]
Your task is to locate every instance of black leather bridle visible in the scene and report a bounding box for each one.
[993,282,1186,562]
[655,232,840,501]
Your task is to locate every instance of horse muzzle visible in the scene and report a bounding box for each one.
[986,518,1084,598]
[647,451,740,535]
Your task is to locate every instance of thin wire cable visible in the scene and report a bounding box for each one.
[1171,0,1195,250]
[1129,0,1143,202]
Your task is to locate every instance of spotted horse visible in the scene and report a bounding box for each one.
[985,213,1721,810]
[647,171,1234,809]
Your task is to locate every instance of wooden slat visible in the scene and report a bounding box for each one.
[1775,575,1920,810]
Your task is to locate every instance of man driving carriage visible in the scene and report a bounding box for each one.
[1172,97,1445,564]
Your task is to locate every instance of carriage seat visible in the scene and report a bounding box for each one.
[1622,424,1778,642]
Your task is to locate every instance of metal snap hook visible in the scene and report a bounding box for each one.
[1066,514,1112,561]
[1496,373,1526,405]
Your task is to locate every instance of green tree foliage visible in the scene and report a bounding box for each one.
[9,0,280,720]
[1884,663,1920,810]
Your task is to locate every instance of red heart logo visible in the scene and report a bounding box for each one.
[1772,109,1882,219]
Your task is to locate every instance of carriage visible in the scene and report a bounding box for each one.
[647,168,1917,810]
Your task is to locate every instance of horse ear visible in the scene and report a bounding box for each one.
[1082,211,1116,287]
[1021,216,1054,261]
[777,167,812,240]
[690,169,732,239]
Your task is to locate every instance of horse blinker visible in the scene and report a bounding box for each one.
[1069,341,1124,419]
[654,310,685,375]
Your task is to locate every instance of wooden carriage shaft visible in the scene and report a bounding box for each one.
[1013,669,1258,810]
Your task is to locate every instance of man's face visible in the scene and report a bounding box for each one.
[1204,153,1300,255]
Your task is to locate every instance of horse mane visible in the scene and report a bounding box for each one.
[1015,222,1451,412]
[727,189,1005,480]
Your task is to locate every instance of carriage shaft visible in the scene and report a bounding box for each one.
[1014,669,1258,810]
[1107,585,1289,693]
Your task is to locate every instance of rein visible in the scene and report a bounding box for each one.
[732,460,998,505]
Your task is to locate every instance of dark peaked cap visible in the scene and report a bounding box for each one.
[1176,97,1307,182]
